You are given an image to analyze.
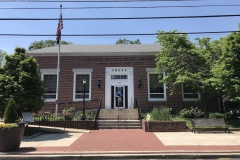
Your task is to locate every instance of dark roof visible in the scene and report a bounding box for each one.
[27,44,161,56]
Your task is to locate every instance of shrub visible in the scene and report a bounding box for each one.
[209,112,225,118]
[73,111,82,120]
[224,100,240,109]
[73,110,96,121]
[0,48,45,118]
[150,106,170,120]
[85,111,96,120]
[179,107,203,118]
[224,100,240,118]
[62,107,75,115]
[143,113,151,120]
[3,98,19,123]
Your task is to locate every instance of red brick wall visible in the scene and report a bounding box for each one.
[143,120,186,132]
[34,55,219,114]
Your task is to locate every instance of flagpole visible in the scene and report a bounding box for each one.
[55,4,62,116]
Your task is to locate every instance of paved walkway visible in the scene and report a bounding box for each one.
[18,129,240,153]
[1,127,240,159]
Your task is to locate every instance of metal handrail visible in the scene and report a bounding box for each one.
[94,99,102,129]
[135,98,142,120]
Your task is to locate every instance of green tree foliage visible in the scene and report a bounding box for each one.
[28,40,73,51]
[211,27,240,99]
[179,107,204,118]
[156,30,218,116]
[4,98,18,123]
[209,112,225,118]
[0,49,7,67]
[115,38,141,44]
[0,47,45,118]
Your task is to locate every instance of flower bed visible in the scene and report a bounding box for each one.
[143,120,186,132]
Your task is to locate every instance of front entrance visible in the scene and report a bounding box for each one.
[115,86,124,108]
[105,67,134,109]
[112,86,128,108]
[111,86,128,109]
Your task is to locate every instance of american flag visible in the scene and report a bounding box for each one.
[56,13,63,44]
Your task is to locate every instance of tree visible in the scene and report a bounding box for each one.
[0,49,7,67]
[115,38,141,44]
[28,40,73,51]
[211,27,240,99]
[0,47,45,118]
[3,98,18,123]
[155,30,218,117]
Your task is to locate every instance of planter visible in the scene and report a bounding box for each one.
[0,124,25,152]
[143,120,186,132]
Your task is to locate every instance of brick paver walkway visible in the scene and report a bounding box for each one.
[17,129,240,154]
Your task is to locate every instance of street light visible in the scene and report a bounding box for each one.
[82,79,86,120]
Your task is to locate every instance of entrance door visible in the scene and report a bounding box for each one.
[111,86,128,109]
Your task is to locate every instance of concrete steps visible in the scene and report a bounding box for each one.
[97,120,142,129]
[97,109,142,129]
[98,109,139,120]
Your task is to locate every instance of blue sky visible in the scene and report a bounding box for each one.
[0,0,240,54]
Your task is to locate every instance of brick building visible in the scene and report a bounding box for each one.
[27,44,220,114]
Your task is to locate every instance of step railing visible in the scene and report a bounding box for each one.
[94,99,102,129]
[135,98,143,120]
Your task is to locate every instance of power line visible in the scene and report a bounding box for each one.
[1,14,240,20]
[0,0,202,2]
[0,31,239,37]
[1,4,240,10]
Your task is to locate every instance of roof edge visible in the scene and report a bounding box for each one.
[27,51,158,57]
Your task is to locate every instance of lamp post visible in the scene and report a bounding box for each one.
[82,79,86,120]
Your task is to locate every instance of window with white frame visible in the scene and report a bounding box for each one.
[73,69,92,101]
[182,84,200,100]
[40,69,57,101]
[111,75,128,80]
[147,71,166,101]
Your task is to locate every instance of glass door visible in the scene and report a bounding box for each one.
[115,86,125,108]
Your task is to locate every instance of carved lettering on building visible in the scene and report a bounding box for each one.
[84,56,153,62]
[112,68,128,72]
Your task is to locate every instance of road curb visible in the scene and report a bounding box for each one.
[1,153,240,159]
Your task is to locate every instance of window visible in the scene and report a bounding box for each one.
[182,84,200,100]
[111,75,128,79]
[73,69,92,101]
[147,72,166,101]
[40,69,57,102]
[75,74,90,99]
[43,75,57,99]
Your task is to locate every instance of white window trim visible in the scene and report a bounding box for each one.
[73,69,92,102]
[40,69,57,102]
[182,84,200,101]
[147,70,167,101]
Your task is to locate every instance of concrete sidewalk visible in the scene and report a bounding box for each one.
[20,130,240,148]
[1,127,240,159]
